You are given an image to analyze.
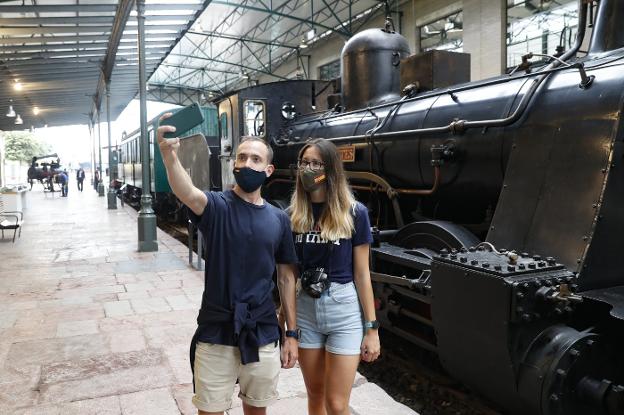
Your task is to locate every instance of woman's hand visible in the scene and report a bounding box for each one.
[360,329,380,362]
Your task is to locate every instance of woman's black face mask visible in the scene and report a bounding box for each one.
[233,167,267,193]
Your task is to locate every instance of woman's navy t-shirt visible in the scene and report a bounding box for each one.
[188,190,298,346]
[294,201,373,284]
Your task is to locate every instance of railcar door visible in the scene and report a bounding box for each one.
[218,95,237,190]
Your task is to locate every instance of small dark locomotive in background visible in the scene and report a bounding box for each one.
[122,1,624,413]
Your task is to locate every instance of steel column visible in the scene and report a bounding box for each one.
[97,109,105,196]
[136,0,158,252]
[90,120,96,189]
[106,82,117,209]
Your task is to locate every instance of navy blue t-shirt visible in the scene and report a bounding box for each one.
[294,202,373,284]
[188,190,298,346]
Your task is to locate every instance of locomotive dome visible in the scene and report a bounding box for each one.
[341,27,410,111]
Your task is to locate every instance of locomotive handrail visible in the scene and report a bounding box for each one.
[271,165,441,229]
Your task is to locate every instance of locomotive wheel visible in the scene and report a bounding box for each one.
[392,220,479,252]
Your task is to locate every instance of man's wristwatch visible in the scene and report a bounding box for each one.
[364,320,380,331]
[285,329,301,340]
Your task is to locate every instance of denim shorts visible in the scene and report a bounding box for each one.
[296,281,364,355]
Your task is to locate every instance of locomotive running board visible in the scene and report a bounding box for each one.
[372,242,432,270]
[580,285,624,321]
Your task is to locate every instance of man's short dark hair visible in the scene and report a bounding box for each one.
[240,136,274,164]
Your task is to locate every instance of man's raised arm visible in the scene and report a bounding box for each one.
[156,113,207,216]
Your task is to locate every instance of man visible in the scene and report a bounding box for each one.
[76,168,85,192]
[156,114,299,415]
[58,170,68,197]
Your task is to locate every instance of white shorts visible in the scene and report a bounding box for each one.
[192,341,281,412]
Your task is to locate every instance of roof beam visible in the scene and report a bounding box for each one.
[0,41,170,52]
[0,25,182,35]
[93,0,135,115]
[0,4,202,13]
[161,63,239,75]
[0,17,116,25]
[186,30,298,49]
[0,35,174,45]
[210,0,351,38]
[169,52,289,80]
[1,48,169,60]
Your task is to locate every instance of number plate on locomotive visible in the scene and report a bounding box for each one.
[338,145,355,163]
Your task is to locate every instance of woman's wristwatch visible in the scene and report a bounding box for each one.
[364,320,380,331]
[285,329,301,340]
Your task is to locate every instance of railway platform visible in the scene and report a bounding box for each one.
[0,186,417,415]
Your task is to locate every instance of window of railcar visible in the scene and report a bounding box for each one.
[419,11,463,53]
[149,128,154,161]
[219,112,228,140]
[319,59,340,81]
[243,100,266,138]
[506,0,578,71]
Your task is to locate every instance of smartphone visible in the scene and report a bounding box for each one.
[160,102,205,139]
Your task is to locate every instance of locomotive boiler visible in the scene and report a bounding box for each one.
[211,1,624,413]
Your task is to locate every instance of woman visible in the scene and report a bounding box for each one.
[289,138,380,415]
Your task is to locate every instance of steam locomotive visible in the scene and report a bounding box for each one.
[205,1,624,414]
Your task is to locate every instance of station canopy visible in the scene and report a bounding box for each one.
[0,0,385,131]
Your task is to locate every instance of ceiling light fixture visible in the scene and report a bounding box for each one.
[33,106,40,115]
[14,81,22,91]
[6,103,15,118]
[15,114,23,125]
[299,36,308,49]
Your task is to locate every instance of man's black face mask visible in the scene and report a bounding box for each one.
[301,267,329,298]
[233,167,267,193]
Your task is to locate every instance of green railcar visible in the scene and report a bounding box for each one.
[119,105,219,213]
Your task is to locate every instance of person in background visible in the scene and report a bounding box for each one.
[94,169,100,191]
[58,170,69,197]
[76,167,85,192]
[289,137,380,415]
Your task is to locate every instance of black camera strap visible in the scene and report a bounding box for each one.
[297,232,334,277]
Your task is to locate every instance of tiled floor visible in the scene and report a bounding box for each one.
[0,185,417,415]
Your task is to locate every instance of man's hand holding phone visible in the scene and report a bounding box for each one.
[157,101,204,163]
[157,113,179,165]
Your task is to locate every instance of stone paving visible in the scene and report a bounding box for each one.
[0,185,417,415]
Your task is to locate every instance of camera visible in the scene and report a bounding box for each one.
[300,267,329,298]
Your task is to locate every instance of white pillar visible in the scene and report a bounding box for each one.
[463,0,506,80]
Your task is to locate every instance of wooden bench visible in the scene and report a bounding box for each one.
[0,195,24,243]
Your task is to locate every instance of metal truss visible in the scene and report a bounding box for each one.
[145,84,208,106]
[151,0,386,95]
[0,0,206,130]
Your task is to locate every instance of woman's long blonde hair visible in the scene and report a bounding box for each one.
[290,138,355,241]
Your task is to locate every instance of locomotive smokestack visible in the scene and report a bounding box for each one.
[588,0,624,54]
[341,21,410,111]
